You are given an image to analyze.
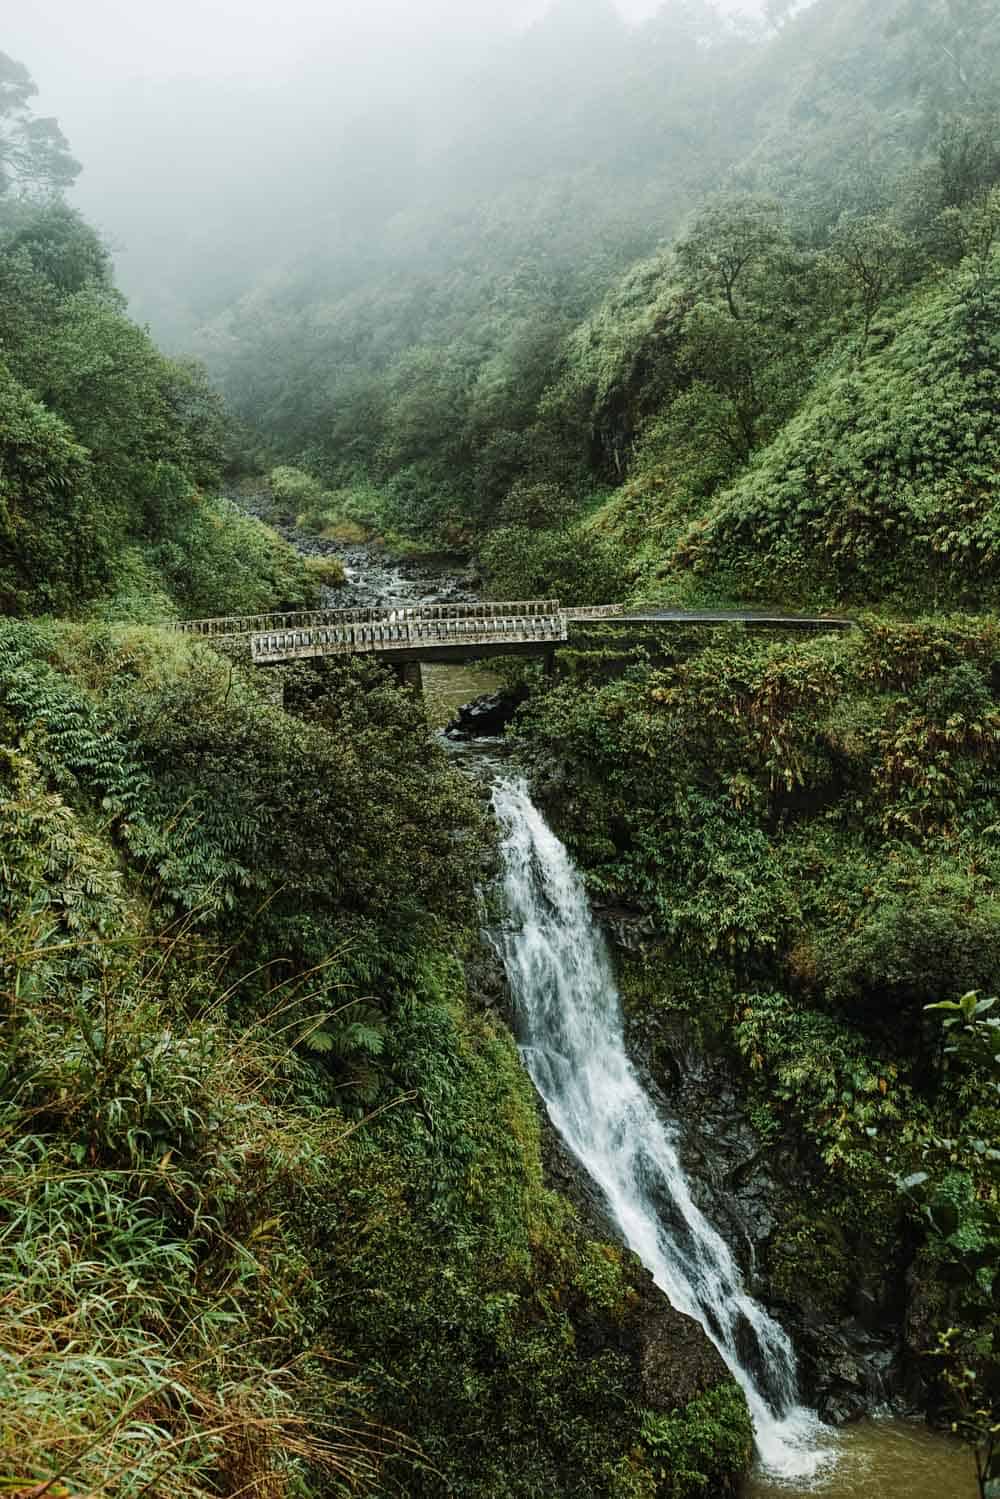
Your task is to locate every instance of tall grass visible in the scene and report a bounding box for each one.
[0,772,403,1499]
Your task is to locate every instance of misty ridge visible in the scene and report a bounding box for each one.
[12,0,974,347]
[32,0,783,344]
[3,0,999,600]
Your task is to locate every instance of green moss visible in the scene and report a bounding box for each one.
[303,553,347,588]
[574,1241,639,1321]
[767,1211,852,1314]
[618,949,734,1023]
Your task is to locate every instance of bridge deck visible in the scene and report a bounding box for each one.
[170,599,561,639]
[167,599,854,665]
[610,609,854,629]
[251,612,568,665]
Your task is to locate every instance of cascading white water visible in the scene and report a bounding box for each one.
[492,776,835,1482]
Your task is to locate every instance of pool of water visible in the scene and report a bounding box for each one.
[745,1418,976,1499]
[421,662,502,728]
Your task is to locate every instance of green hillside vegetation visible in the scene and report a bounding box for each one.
[190,0,1000,1481]
[599,237,1000,608]
[0,168,314,620]
[205,0,1000,616]
[5,616,737,1498]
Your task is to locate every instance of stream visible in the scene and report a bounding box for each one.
[238,492,504,723]
[266,506,976,1499]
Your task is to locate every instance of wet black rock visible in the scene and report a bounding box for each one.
[466,940,510,1016]
[445,687,528,740]
[614,1003,909,1424]
[226,488,478,612]
[533,1059,738,1415]
[811,1334,900,1423]
[595,904,662,953]
[641,1300,733,1409]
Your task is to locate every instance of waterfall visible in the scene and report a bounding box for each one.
[491,776,834,1482]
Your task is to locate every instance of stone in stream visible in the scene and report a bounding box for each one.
[445,686,528,740]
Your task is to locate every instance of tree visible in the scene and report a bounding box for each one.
[0,362,108,613]
[0,53,79,197]
[160,356,229,491]
[830,214,911,350]
[888,0,1000,115]
[936,119,1000,210]
[677,298,805,466]
[674,194,785,321]
[28,285,201,537]
[5,201,110,292]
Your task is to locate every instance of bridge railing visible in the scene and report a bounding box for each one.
[561,604,626,621]
[164,609,343,637]
[251,611,568,664]
[167,599,561,638]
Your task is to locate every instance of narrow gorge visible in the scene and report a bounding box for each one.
[276,514,978,1496]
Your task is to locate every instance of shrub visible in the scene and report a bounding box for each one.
[481,524,630,604]
[0,362,108,615]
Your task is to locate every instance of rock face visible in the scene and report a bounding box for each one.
[445,687,528,740]
[615,994,909,1425]
[497,889,914,1428]
[539,1081,739,1415]
[473,887,914,1429]
[641,1301,734,1409]
[470,822,910,1449]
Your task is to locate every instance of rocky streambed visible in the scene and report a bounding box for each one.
[231,487,481,611]
[235,488,506,722]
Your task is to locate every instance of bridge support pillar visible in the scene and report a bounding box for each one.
[543,650,557,679]
[395,660,423,695]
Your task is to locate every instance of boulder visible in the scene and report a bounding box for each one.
[641,1301,733,1410]
[446,686,528,739]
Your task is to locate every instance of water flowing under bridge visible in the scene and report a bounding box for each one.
[168,599,854,667]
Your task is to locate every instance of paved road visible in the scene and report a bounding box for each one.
[605,609,854,630]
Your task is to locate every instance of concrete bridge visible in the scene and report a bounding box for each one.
[169,599,853,683]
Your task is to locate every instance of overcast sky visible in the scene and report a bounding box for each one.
[7,0,763,106]
[5,0,766,224]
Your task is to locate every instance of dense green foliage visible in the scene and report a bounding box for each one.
[0,175,313,619]
[6,0,1000,1492]
[0,58,756,1491]
[638,1385,753,1499]
[901,992,1000,1498]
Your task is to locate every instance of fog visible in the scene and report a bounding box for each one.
[5,0,774,342]
[9,0,765,93]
